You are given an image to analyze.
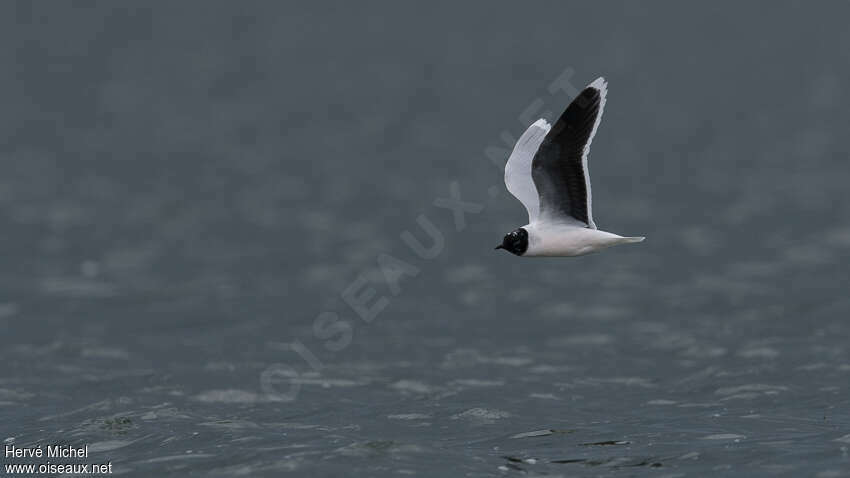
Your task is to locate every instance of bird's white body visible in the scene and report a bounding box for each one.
[522,222,644,257]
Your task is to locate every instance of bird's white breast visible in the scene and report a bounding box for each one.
[523,223,627,257]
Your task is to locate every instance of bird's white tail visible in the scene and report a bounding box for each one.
[621,236,645,243]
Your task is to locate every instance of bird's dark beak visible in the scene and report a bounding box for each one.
[494,244,504,250]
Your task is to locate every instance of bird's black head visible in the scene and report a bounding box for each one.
[495,228,528,256]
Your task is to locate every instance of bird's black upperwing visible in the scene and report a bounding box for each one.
[531,78,607,228]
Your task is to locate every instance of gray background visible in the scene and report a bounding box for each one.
[2,1,849,476]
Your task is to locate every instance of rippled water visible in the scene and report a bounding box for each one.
[2,2,850,476]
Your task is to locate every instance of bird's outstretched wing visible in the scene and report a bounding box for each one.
[504,118,550,224]
[531,77,607,229]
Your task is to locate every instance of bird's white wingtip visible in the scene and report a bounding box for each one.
[532,118,550,130]
[588,76,607,92]
[623,236,645,243]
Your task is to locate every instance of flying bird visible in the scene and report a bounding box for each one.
[496,77,644,257]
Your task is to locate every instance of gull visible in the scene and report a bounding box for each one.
[495,77,644,257]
